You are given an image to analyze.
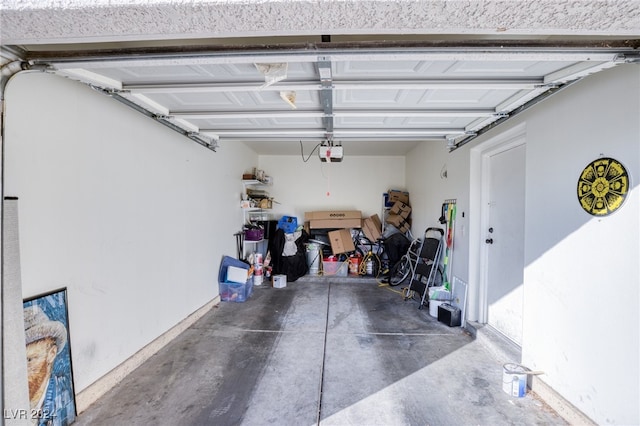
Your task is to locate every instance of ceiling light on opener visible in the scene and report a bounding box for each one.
[319,140,343,162]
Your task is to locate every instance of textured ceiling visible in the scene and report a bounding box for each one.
[2,0,639,46]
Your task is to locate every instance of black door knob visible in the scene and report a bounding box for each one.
[485,238,494,244]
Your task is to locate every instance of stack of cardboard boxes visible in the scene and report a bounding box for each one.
[385,190,411,233]
[303,202,406,257]
[305,210,361,255]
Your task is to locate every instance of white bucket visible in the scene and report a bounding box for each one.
[429,300,446,318]
[253,274,263,286]
[306,243,321,275]
[502,363,527,397]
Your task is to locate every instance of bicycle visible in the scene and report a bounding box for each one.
[388,238,421,286]
[350,229,388,277]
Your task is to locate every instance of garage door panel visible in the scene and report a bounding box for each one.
[143,90,320,111]
[335,115,472,128]
[192,116,324,129]
[335,87,413,107]
[39,45,629,153]
[93,61,317,85]
[443,60,579,77]
[418,88,520,107]
[334,60,439,78]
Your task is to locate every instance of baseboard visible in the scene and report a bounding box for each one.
[467,321,595,425]
[530,376,596,426]
[75,297,219,413]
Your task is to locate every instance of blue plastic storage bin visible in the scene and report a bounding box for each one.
[277,216,298,234]
[218,256,252,302]
[220,278,254,302]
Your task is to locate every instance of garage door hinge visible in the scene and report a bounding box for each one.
[537,83,560,89]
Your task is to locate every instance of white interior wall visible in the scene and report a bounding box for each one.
[408,64,639,425]
[405,142,471,284]
[3,71,257,393]
[516,64,639,425]
[257,155,406,223]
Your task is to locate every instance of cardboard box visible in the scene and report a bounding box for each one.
[386,213,411,233]
[273,274,287,288]
[328,229,355,255]
[308,218,362,229]
[389,201,411,219]
[258,198,272,209]
[305,210,362,229]
[305,210,361,221]
[388,190,410,205]
[362,214,383,242]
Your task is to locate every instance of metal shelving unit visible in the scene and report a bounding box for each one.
[240,178,272,259]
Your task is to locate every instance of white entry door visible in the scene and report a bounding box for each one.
[484,142,526,345]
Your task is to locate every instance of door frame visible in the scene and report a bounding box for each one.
[469,122,526,324]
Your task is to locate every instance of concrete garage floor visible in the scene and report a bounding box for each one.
[75,277,566,425]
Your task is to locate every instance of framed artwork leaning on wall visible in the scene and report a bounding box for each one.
[23,288,77,426]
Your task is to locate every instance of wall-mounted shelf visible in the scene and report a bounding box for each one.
[242,179,271,186]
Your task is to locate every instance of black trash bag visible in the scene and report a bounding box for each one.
[269,228,310,282]
[383,232,411,268]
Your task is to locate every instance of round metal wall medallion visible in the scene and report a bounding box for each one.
[577,157,629,216]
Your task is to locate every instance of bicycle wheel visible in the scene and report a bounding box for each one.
[389,255,411,286]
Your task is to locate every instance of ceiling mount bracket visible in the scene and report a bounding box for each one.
[317,58,334,141]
